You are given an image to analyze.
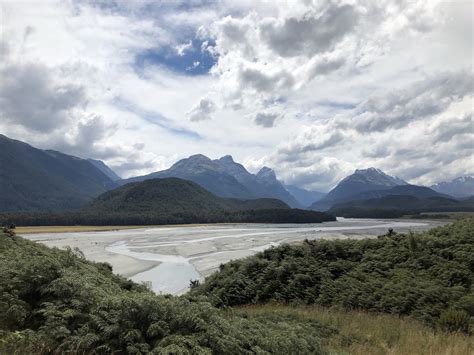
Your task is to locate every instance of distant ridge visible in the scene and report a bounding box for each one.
[329,194,474,218]
[0,134,116,212]
[88,159,121,181]
[431,176,474,198]
[311,168,409,211]
[284,185,325,207]
[0,178,336,226]
[120,154,301,207]
[86,177,289,215]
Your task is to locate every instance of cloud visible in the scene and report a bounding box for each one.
[278,127,344,159]
[238,66,295,93]
[254,112,279,128]
[352,70,473,132]
[187,98,216,121]
[0,0,471,187]
[308,57,345,77]
[433,113,473,142]
[259,3,358,57]
[175,40,193,56]
[0,63,86,133]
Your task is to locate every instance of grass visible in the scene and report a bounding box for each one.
[236,304,473,355]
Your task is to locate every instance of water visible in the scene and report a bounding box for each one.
[106,241,200,294]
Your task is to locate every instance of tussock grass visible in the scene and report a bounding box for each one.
[237,304,473,355]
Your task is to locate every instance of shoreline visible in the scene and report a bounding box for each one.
[15,223,254,235]
[13,216,452,235]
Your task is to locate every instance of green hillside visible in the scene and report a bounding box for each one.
[0,135,115,212]
[0,178,335,226]
[329,195,474,218]
[86,177,288,214]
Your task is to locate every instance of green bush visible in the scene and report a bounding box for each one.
[438,309,471,333]
[192,218,474,332]
[0,228,331,354]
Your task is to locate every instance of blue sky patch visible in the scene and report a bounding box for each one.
[134,38,217,76]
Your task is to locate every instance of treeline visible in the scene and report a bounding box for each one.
[0,208,335,227]
[328,195,474,218]
[330,206,474,218]
[191,218,474,332]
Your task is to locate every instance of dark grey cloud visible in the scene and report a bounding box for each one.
[309,57,345,77]
[434,114,473,142]
[0,57,132,165]
[354,70,473,132]
[0,63,86,132]
[279,131,344,158]
[187,98,216,121]
[254,112,278,127]
[238,67,294,92]
[259,3,358,58]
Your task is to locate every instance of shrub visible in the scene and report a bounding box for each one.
[438,309,471,333]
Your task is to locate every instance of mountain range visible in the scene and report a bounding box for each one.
[329,195,474,218]
[0,178,335,226]
[1,134,472,214]
[310,168,409,211]
[310,168,474,213]
[431,176,474,198]
[119,154,301,208]
[86,177,289,215]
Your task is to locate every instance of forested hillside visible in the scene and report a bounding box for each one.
[329,195,474,218]
[0,178,335,226]
[86,177,288,214]
[0,135,115,212]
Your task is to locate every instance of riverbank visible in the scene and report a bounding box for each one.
[23,219,445,294]
[15,223,248,234]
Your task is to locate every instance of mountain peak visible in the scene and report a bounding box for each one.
[257,167,276,180]
[188,154,211,161]
[349,167,407,186]
[431,175,474,198]
[355,167,382,174]
[218,155,235,163]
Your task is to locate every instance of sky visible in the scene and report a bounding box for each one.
[0,0,473,192]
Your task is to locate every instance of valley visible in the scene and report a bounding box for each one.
[1,2,472,353]
[24,218,443,295]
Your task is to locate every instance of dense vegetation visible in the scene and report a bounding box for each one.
[239,305,472,355]
[328,195,474,218]
[0,178,335,226]
[86,178,289,214]
[0,228,331,354]
[0,208,335,226]
[191,218,474,332]
[1,221,472,353]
